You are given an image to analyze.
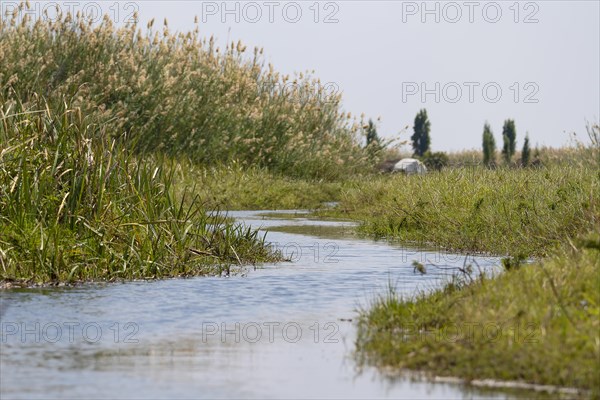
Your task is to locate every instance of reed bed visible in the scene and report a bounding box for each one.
[0,97,279,284]
[0,4,371,180]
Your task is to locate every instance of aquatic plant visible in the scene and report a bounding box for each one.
[0,97,279,284]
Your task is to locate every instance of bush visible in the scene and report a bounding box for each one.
[421,151,449,171]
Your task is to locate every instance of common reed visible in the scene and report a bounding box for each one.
[0,4,371,180]
[0,96,279,284]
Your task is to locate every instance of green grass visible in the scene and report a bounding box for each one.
[320,165,599,258]
[0,98,280,285]
[173,161,343,210]
[0,4,365,285]
[356,232,600,396]
[348,133,600,395]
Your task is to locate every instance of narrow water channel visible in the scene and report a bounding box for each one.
[1,210,526,399]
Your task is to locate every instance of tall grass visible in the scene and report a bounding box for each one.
[0,4,371,180]
[0,96,279,284]
[325,163,598,257]
[172,161,344,210]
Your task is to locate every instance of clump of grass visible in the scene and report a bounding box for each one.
[0,97,279,284]
[0,4,372,180]
[356,231,600,394]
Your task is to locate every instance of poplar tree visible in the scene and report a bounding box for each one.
[482,123,496,167]
[521,133,531,167]
[501,119,517,163]
[411,109,431,157]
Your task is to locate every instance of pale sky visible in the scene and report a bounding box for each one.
[17,1,600,151]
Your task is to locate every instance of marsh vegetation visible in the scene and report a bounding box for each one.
[1,4,599,396]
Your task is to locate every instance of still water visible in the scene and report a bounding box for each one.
[1,210,523,399]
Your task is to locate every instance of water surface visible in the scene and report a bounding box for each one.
[1,210,519,399]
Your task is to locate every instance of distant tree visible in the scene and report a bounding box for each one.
[501,119,517,163]
[482,123,496,167]
[365,119,380,148]
[411,109,431,157]
[521,133,531,167]
[364,119,384,164]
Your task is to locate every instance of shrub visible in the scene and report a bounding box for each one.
[422,151,449,171]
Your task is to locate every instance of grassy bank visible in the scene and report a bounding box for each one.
[173,161,344,211]
[0,99,279,285]
[356,232,600,396]
[321,163,598,258]
[351,133,599,394]
[0,5,371,285]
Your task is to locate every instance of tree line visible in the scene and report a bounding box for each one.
[482,118,533,167]
[365,108,535,170]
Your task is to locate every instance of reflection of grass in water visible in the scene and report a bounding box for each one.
[257,212,356,224]
[267,224,357,240]
[256,212,311,220]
